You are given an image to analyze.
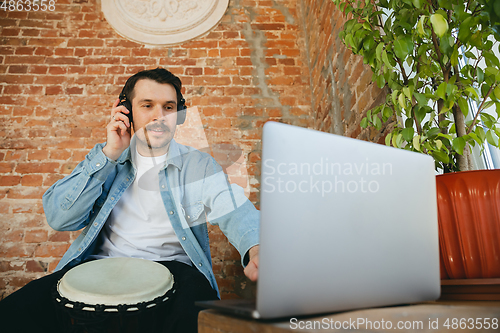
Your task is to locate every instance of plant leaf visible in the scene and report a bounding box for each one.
[477,67,484,84]
[385,132,392,146]
[403,87,412,100]
[494,86,500,101]
[484,51,500,68]
[451,44,459,67]
[436,82,447,100]
[457,97,469,118]
[375,73,386,88]
[402,127,414,141]
[468,132,482,145]
[430,13,449,38]
[393,39,407,59]
[373,115,382,129]
[395,133,403,148]
[413,92,427,105]
[486,130,499,146]
[398,92,406,109]
[412,0,422,8]
[413,135,421,151]
[414,105,427,123]
[391,90,399,106]
[376,42,384,62]
[417,15,426,36]
[436,139,443,150]
[427,128,441,138]
[465,86,479,100]
[452,137,466,155]
[476,126,486,141]
[432,150,449,163]
[464,51,477,60]
[382,106,393,120]
[360,117,368,128]
[382,50,394,69]
[458,16,473,43]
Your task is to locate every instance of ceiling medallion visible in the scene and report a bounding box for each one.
[101,0,229,45]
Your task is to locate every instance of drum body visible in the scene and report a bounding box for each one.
[52,257,175,333]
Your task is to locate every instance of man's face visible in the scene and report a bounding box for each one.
[131,79,178,157]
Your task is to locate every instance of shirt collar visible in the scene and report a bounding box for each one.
[165,139,183,170]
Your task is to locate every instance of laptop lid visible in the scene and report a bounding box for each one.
[256,121,440,319]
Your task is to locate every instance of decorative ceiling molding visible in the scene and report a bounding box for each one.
[101,0,229,46]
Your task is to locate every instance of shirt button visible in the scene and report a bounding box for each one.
[93,222,98,227]
[96,163,100,167]
[169,211,174,215]
[78,248,82,252]
[161,185,165,189]
[187,215,191,219]
[198,263,202,267]
[181,237,186,241]
[110,197,115,201]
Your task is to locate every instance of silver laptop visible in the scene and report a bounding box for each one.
[197,121,441,319]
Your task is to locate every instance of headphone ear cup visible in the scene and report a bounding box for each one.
[118,93,133,124]
[176,107,186,125]
[176,97,186,125]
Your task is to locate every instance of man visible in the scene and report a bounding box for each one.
[0,68,260,333]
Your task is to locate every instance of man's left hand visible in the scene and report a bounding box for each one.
[244,245,259,281]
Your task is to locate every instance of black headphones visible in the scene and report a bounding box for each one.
[118,88,187,126]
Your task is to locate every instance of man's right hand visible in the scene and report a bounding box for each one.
[102,98,132,161]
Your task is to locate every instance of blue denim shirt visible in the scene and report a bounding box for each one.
[42,138,260,296]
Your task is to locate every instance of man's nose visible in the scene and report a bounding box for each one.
[151,105,163,121]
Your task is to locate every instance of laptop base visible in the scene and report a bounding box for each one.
[196,299,261,319]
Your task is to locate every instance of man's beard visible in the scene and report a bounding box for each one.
[136,121,174,155]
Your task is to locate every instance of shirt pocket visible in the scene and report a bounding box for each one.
[182,201,206,227]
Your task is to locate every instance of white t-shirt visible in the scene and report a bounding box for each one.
[93,148,191,265]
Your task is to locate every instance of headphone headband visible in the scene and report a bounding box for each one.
[119,84,187,125]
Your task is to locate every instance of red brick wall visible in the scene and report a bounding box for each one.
[0,0,387,300]
[0,0,313,299]
[301,0,387,141]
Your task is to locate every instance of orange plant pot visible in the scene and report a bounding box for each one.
[436,169,500,279]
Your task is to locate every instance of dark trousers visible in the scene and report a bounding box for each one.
[0,260,218,333]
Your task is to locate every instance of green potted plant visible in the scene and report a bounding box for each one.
[332,0,500,286]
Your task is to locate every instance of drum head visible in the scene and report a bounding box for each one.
[58,258,174,306]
